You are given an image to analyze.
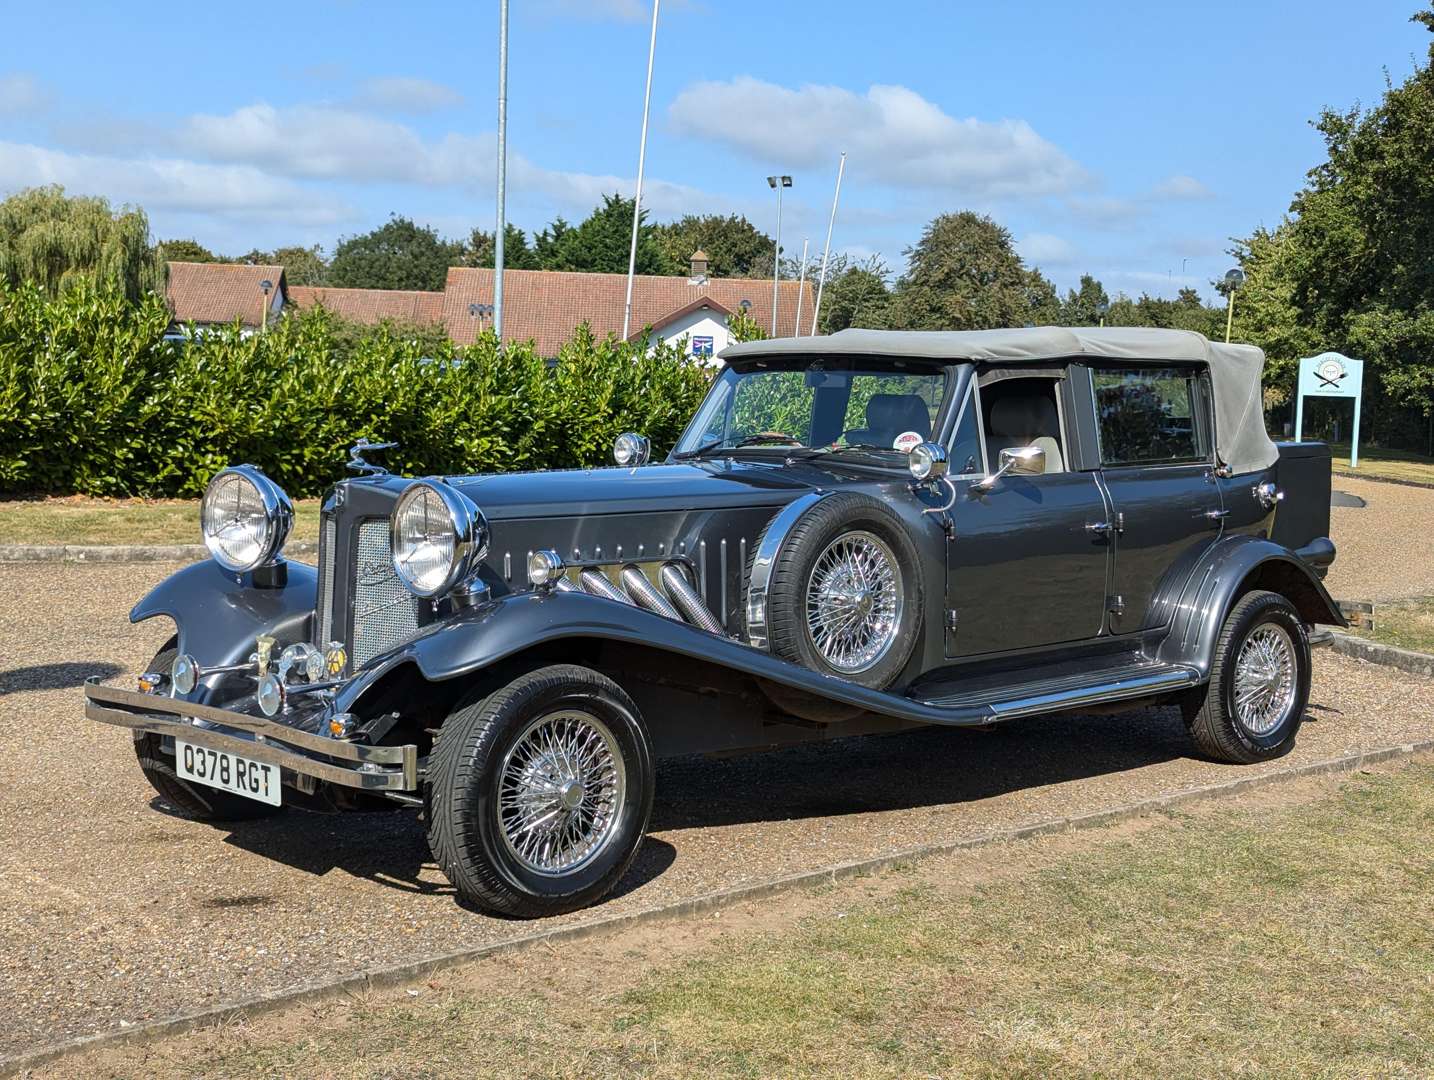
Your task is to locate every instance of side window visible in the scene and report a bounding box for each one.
[1093,367,1210,466]
[948,385,984,475]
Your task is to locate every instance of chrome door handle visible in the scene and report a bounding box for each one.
[1085,521,1113,535]
[1205,509,1230,521]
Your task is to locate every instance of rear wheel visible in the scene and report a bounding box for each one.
[426,665,654,918]
[132,643,284,822]
[1182,590,1310,764]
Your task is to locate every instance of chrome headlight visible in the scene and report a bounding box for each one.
[200,465,294,573]
[390,479,489,598]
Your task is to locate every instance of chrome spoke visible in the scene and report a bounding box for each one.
[1232,623,1297,736]
[804,531,904,675]
[497,709,627,876]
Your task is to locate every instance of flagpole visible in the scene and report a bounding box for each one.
[792,237,809,336]
[494,0,509,342]
[810,151,846,336]
[622,0,660,341]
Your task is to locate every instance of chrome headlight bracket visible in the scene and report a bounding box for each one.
[389,478,490,599]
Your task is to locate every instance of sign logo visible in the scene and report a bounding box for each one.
[691,335,714,358]
[357,558,397,587]
[1316,357,1346,388]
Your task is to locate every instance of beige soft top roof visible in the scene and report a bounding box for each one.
[720,326,1278,475]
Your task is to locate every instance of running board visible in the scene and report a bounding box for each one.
[912,663,1200,720]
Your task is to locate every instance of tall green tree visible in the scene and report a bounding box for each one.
[816,256,893,334]
[245,245,328,286]
[461,224,540,270]
[1234,3,1434,422]
[887,212,1035,330]
[158,238,222,264]
[327,215,460,291]
[653,213,771,277]
[536,194,667,274]
[1061,274,1111,326]
[0,185,162,302]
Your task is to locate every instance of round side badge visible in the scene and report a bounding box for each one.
[892,431,924,453]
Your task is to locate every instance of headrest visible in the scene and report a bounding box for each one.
[865,394,931,439]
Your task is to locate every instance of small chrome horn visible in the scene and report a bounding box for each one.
[613,432,650,468]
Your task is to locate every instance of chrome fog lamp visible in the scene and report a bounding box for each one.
[907,442,949,482]
[613,432,651,467]
[200,465,294,573]
[527,549,564,591]
[390,479,489,599]
[171,653,199,695]
[279,642,325,684]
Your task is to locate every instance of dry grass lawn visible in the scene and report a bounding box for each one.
[55,761,1434,1080]
[0,496,321,547]
[1351,596,1434,654]
[1329,442,1434,486]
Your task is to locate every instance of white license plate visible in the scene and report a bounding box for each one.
[175,739,282,806]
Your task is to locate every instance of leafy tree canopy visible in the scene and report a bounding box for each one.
[536,194,667,275]
[653,213,772,278]
[158,238,220,263]
[0,185,162,302]
[327,215,460,291]
[461,224,540,270]
[887,212,1036,331]
[815,255,893,334]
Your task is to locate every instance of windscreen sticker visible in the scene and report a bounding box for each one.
[892,430,924,453]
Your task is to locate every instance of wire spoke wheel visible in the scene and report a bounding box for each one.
[498,710,627,876]
[1232,623,1297,736]
[804,530,903,675]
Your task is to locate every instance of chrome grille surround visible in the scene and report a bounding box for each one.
[315,514,337,646]
[352,519,420,667]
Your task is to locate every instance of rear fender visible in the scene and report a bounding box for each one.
[1154,534,1345,677]
[130,560,317,667]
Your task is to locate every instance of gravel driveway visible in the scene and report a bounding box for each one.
[1,556,1431,1061]
[1324,476,1434,602]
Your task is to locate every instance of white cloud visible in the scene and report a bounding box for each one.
[0,140,353,225]
[1152,174,1212,200]
[1064,195,1146,228]
[668,77,1086,198]
[353,76,464,114]
[0,73,47,115]
[1019,232,1076,266]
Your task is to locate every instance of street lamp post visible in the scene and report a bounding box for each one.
[259,279,273,334]
[1096,299,1109,328]
[767,175,791,336]
[1223,268,1245,343]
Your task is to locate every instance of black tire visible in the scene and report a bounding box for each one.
[426,665,655,918]
[1181,590,1311,764]
[132,643,285,822]
[758,492,923,690]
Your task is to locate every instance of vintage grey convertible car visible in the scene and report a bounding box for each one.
[84,327,1343,917]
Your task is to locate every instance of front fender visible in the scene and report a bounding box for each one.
[131,560,317,668]
[1155,534,1345,677]
[335,590,996,727]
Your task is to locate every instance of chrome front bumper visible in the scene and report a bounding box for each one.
[83,679,418,792]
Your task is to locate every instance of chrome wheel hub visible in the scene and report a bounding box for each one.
[806,531,903,674]
[1233,623,1297,736]
[498,710,626,876]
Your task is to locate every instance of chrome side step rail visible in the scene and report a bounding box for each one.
[915,664,1200,720]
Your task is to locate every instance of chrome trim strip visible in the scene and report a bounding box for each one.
[745,492,829,650]
[919,667,1199,720]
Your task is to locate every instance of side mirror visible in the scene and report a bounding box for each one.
[974,445,1045,491]
[613,432,651,467]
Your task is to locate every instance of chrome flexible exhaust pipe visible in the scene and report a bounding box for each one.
[659,562,725,635]
[579,568,630,604]
[554,575,577,592]
[620,565,683,621]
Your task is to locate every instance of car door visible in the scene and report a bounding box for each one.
[1087,364,1224,635]
[944,372,1112,658]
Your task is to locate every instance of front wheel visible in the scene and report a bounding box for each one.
[1182,590,1311,764]
[426,665,655,918]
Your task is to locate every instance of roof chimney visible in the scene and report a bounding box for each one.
[689,249,709,283]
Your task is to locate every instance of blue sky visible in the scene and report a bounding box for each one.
[0,1,1425,300]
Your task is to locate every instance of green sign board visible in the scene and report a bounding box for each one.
[1295,352,1364,468]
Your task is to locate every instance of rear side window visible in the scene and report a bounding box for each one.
[1093,367,1211,466]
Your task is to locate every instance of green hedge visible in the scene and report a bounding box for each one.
[0,283,713,497]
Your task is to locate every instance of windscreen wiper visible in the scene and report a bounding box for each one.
[672,433,805,459]
[789,442,892,459]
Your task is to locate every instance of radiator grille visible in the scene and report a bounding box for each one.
[315,514,337,646]
[351,519,419,667]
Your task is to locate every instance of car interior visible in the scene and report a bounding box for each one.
[979,377,1066,473]
[843,393,933,448]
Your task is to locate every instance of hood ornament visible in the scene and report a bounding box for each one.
[347,438,398,476]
